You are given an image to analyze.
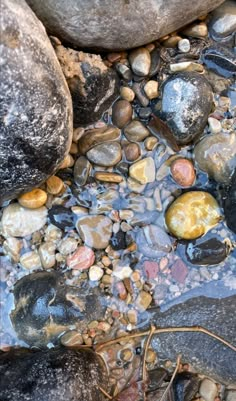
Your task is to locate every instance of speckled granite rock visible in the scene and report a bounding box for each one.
[26,0,224,51]
[0,348,107,401]
[54,43,119,127]
[0,0,73,203]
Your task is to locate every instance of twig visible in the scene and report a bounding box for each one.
[95,325,236,353]
[98,386,113,400]
[160,355,181,401]
[142,325,156,401]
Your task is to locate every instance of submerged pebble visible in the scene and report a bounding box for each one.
[67,246,95,270]
[129,157,156,184]
[18,188,47,209]
[124,120,149,142]
[165,191,221,240]
[170,158,195,187]
[186,238,228,265]
[76,215,113,249]
[86,142,122,167]
[48,205,75,230]
[129,47,151,76]
[112,100,133,128]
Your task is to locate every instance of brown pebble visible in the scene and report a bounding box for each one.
[46,176,64,195]
[120,86,135,102]
[145,349,156,363]
[120,348,133,361]
[73,127,85,142]
[94,172,123,183]
[123,277,133,294]
[170,158,195,187]
[124,143,141,161]
[59,154,74,169]
[69,142,78,154]
[112,100,133,128]
[116,281,127,300]
[145,136,158,150]
[107,52,122,63]
[18,188,47,209]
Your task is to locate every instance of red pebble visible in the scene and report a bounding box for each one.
[171,259,188,284]
[67,246,95,270]
[144,261,159,279]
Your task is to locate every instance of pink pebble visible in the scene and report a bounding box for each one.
[67,246,95,270]
[144,261,159,279]
[171,259,188,284]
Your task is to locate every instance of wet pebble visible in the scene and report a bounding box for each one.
[78,125,120,154]
[165,191,221,240]
[1,204,47,237]
[89,265,104,281]
[224,169,236,234]
[60,330,83,346]
[120,86,135,102]
[18,188,47,209]
[86,142,122,167]
[48,205,75,231]
[46,176,64,195]
[66,245,95,270]
[178,38,190,53]
[149,48,161,76]
[144,80,158,99]
[135,290,152,311]
[124,120,149,142]
[20,251,41,270]
[170,158,195,187]
[132,83,149,107]
[124,143,141,162]
[137,225,172,258]
[129,157,156,184]
[194,133,236,183]
[76,215,113,249]
[144,260,159,280]
[182,22,208,38]
[115,63,133,81]
[129,47,151,76]
[94,172,123,183]
[171,259,188,284]
[208,116,222,134]
[170,62,204,73]
[138,107,152,119]
[145,136,158,151]
[112,100,133,128]
[199,378,218,401]
[209,1,236,41]
[110,230,126,250]
[58,237,78,256]
[74,156,91,186]
[186,238,227,265]
[39,241,56,269]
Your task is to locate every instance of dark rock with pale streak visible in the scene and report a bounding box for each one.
[0,0,73,203]
[0,348,107,401]
[26,0,224,51]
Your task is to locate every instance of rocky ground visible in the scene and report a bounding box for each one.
[0,1,236,400]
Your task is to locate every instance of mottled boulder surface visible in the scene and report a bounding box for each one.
[0,348,107,401]
[54,43,119,126]
[224,169,236,233]
[26,0,224,51]
[0,0,73,203]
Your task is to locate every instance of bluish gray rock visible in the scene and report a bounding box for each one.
[25,0,224,51]
[0,0,73,203]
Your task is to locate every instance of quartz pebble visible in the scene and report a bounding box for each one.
[1,204,47,237]
[129,48,151,76]
[135,291,152,311]
[3,238,22,263]
[124,143,141,162]
[129,157,156,184]
[18,188,47,209]
[20,251,41,270]
[89,265,104,281]
[73,156,91,186]
[124,120,149,142]
[199,378,218,401]
[165,191,221,240]
[208,117,222,134]
[170,158,195,187]
[112,100,133,128]
[46,176,64,195]
[144,80,158,99]
[120,86,135,102]
[178,38,190,53]
[113,263,133,280]
[58,237,78,256]
[66,246,95,270]
[39,241,56,269]
[76,215,113,249]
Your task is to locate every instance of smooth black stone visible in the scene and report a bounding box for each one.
[0,348,106,401]
[10,271,106,345]
[0,0,72,203]
[186,238,227,265]
[173,372,200,401]
[202,45,236,78]
[110,230,127,250]
[149,48,161,77]
[224,169,236,233]
[48,205,75,230]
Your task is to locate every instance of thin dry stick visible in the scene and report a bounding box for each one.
[95,326,236,353]
[159,355,181,401]
[142,325,156,401]
[98,386,113,400]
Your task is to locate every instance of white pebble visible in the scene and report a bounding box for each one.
[20,251,42,270]
[208,117,222,134]
[178,38,190,53]
[89,265,104,281]
[199,378,218,401]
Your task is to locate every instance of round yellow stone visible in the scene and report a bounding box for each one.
[46,176,64,195]
[18,188,47,209]
[165,191,221,240]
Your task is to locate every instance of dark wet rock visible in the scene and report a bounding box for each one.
[209,1,236,41]
[202,45,236,78]
[110,230,127,250]
[48,205,75,230]
[73,156,91,186]
[78,125,120,155]
[186,238,228,265]
[0,348,107,401]
[173,372,200,401]
[112,100,133,129]
[194,133,236,184]
[0,0,73,203]
[26,0,224,51]
[149,295,236,385]
[10,271,106,345]
[158,72,213,145]
[149,48,161,77]
[224,169,236,234]
[138,107,152,119]
[54,43,119,127]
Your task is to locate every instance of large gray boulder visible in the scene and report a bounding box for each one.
[26,0,224,51]
[0,0,73,203]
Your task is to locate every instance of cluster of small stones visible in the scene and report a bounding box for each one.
[0,12,236,398]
